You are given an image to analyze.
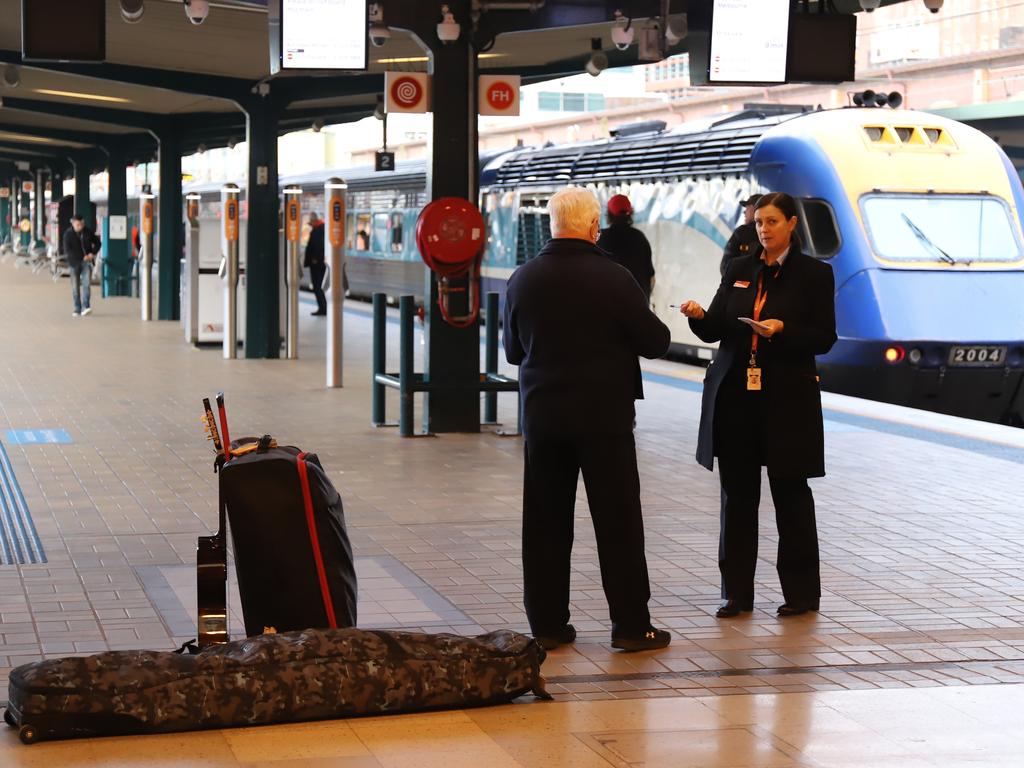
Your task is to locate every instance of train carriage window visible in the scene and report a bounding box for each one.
[355,213,371,251]
[372,213,389,253]
[390,212,404,253]
[799,199,841,259]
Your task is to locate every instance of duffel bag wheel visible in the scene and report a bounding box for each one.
[3,708,15,727]
[19,724,39,745]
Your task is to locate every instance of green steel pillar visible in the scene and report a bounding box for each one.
[50,169,64,202]
[243,95,281,359]
[73,156,92,228]
[423,0,480,432]
[33,168,45,243]
[0,174,11,243]
[104,148,132,297]
[157,129,182,321]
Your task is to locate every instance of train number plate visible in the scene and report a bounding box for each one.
[948,345,1006,367]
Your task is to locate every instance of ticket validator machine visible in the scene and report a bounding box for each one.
[139,186,155,322]
[325,178,347,387]
[221,183,241,360]
[183,192,201,344]
[283,184,302,360]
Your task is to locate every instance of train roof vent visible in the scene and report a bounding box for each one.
[923,127,955,147]
[863,126,890,143]
[610,120,667,138]
[894,126,914,143]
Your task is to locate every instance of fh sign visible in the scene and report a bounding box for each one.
[478,75,520,116]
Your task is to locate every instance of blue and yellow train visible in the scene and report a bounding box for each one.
[102,104,1024,424]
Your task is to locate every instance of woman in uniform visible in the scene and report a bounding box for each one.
[677,192,837,618]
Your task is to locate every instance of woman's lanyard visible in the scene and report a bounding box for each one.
[747,272,770,391]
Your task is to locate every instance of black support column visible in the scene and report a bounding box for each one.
[242,93,281,359]
[423,0,480,433]
[156,127,182,321]
[33,167,45,242]
[72,154,92,229]
[105,147,132,296]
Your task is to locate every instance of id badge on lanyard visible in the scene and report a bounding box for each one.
[747,275,768,391]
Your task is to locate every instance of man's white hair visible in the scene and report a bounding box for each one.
[547,186,600,236]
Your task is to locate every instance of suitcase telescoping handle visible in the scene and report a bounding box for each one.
[296,452,338,629]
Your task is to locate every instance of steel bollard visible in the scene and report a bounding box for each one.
[372,293,387,426]
[484,291,499,423]
[399,295,414,438]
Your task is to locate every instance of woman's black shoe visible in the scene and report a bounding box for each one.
[715,599,754,618]
[534,624,577,650]
[777,601,819,617]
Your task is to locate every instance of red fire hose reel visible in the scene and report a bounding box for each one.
[415,197,485,328]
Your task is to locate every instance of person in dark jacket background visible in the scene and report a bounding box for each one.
[720,193,763,276]
[503,186,672,653]
[597,194,655,301]
[304,212,327,315]
[62,214,100,317]
[678,192,837,620]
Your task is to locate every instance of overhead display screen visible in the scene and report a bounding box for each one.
[281,0,368,70]
[709,0,791,84]
[22,0,105,62]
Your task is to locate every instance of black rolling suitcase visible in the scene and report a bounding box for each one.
[5,627,549,744]
[197,395,357,646]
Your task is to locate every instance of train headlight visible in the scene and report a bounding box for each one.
[884,346,905,364]
[907,348,923,365]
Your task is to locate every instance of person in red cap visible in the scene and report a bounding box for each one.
[597,194,655,302]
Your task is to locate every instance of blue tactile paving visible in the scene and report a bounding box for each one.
[0,440,46,565]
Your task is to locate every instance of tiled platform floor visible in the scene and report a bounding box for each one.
[1,258,1023,766]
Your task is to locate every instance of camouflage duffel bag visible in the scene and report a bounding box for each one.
[4,627,550,744]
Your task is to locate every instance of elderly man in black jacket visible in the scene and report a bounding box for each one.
[503,186,672,653]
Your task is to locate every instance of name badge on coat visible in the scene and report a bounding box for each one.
[733,280,750,289]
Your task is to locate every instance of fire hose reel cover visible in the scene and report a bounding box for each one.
[416,197,485,267]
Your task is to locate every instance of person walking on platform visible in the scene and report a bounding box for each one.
[678,192,836,619]
[720,194,763,276]
[503,186,672,652]
[62,214,100,317]
[304,212,327,316]
[597,194,655,301]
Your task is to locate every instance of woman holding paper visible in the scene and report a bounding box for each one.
[677,192,837,619]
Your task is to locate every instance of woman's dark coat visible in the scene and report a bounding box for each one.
[689,250,837,478]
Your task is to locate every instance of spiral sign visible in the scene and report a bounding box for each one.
[390,76,423,110]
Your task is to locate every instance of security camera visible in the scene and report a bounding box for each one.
[859,0,880,11]
[437,5,460,44]
[611,11,634,51]
[369,23,391,47]
[585,37,607,77]
[120,0,144,23]
[922,0,942,11]
[311,119,324,133]
[184,0,209,25]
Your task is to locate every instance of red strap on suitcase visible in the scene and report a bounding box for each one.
[296,453,338,628]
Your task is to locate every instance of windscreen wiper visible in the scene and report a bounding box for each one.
[901,213,957,265]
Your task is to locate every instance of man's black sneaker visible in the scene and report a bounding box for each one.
[534,624,577,651]
[611,626,671,652]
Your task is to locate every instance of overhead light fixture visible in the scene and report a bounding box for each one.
[34,88,131,104]
[437,4,460,44]
[922,0,943,11]
[374,53,505,64]
[119,0,144,23]
[3,65,19,88]
[859,0,881,11]
[585,37,608,77]
[0,132,57,144]
[369,2,390,47]
[611,10,634,51]
[311,118,324,133]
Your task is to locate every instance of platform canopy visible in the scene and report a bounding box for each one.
[928,100,1024,174]
[0,0,916,171]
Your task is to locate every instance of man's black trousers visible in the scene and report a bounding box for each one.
[522,433,652,636]
[310,263,327,313]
